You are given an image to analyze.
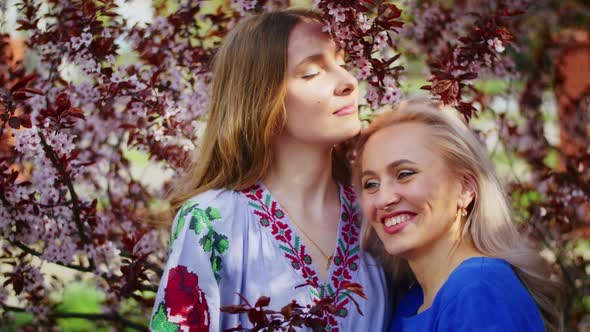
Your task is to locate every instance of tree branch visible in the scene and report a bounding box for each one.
[37,131,95,270]
[10,240,93,273]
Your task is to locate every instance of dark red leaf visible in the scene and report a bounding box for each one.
[22,88,44,96]
[9,74,36,93]
[8,117,21,129]
[18,114,32,128]
[458,72,478,80]
[255,296,271,308]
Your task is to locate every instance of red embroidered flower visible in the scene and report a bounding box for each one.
[271,221,292,242]
[331,267,353,288]
[165,265,210,332]
[242,185,263,200]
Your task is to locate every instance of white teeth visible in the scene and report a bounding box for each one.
[384,214,411,227]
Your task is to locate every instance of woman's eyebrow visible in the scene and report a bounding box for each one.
[360,159,416,177]
[294,46,344,69]
[294,53,325,69]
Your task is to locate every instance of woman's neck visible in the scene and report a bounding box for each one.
[262,138,338,214]
[407,235,482,313]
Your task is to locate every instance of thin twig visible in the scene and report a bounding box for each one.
[11,240,93,273]
[37,130,95,270]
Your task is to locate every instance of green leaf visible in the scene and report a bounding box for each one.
[200,236,213,251]
[217,236,229,253]
[207,206,222,221]
[170,215,186,249]
[150,303,179,332]
[191,209,207,235]
[248,202,263,210]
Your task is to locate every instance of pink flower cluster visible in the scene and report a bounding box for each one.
[1,0,586,330]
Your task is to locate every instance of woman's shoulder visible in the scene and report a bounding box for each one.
[431,257,544,329]
[436,257,539,313]
[447,256,519,286]
[172,188,250,232]
[179,187,252,212]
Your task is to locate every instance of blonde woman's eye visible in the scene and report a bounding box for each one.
[397,170,415,180]
[362,179,380,190]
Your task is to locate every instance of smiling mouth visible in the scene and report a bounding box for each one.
[379,212,415,234]
[383,214,412,227]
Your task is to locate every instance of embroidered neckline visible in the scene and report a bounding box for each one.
[241,183,362,330]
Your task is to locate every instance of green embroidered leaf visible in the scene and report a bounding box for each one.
[309,288,320,299]
[190,209,207,235]
[169,216,185,251]
[339,238,346,252]
[217,236,229,253]
[150,303,179,332]
[206,206,222,221]
[181,205,229,285]
[210,255,223,284]
[326,284,335,297]
[248,201,263,211]
[348,245,360,255]
[264,194,271,208]
[170,202,197,249]
[200,235,213,252]
[278,244,293,253]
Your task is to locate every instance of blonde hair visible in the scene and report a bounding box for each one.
[354,100,564,332]
[168,9,352,214]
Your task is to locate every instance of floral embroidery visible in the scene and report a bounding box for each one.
[172,202,229,283]
[241,183,362,331]
[150,265,209,332]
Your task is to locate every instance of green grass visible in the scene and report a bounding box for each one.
[56,281,108,332]
[2,281,108,331]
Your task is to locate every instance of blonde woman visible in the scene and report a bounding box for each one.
[355,100,563,331]
[149,9,390,332]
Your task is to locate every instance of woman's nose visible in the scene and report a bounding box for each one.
[334,67,358,96]
[375,184,400,211]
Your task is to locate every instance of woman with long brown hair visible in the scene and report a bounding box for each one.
[355,100,564,331]
[149,9,390,332]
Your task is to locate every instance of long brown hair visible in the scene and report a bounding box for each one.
[354,100,565,332]
[168,9,352,215]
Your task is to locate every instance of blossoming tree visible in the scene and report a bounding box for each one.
[0,0,588,330]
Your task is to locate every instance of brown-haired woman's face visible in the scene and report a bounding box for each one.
[282,21,360,146]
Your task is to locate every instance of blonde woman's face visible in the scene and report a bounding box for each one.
[359,122,469,259]
[282,21,360,146]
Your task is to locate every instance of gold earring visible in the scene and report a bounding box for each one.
[460,207,468,217]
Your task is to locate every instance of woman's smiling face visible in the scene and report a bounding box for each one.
[359,121,466,259]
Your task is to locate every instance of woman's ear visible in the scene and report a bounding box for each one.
[458,176,476,209]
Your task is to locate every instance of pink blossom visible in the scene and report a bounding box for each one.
[488,37,505,53]
[327,3,347,23]
[374,31,389,50]
[232,0,257,14]
[357,13,372,33]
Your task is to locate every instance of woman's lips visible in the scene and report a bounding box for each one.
[380,212,415,235]
[334,103,357,116]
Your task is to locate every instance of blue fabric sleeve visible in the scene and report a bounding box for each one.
[437,281,544,332]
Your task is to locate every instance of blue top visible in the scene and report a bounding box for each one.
[390,257,545,332]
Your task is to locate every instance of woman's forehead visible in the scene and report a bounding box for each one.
[287,21,337,66]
